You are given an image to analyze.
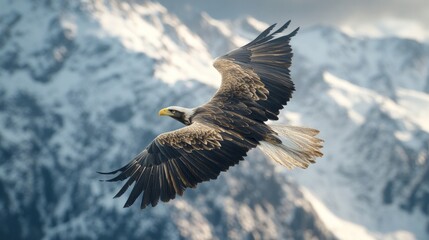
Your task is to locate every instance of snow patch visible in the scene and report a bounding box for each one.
[301,188,377,240]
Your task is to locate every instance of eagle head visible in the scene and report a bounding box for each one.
[159,106,194,125]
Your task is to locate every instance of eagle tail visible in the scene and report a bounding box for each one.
[258,124,323,169]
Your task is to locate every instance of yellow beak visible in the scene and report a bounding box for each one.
[159,108,172,116]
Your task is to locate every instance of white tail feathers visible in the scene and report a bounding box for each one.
[258,124,324,169]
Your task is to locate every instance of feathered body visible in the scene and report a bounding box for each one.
[100,21,323,209]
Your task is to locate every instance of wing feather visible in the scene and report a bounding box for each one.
[100,122,255,208]
[210,22,299,121]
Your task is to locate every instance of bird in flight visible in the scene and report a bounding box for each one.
[100,21,323,209]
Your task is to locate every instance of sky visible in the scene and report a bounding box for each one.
[155,0,429,41]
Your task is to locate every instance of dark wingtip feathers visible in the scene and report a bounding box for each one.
[243,20,299,50]
[97,170,120,175]
[270,20,291,36]
[256,23,277,40]
[97,169,124,182]
[244,23,277,47]
[288,27,300,38]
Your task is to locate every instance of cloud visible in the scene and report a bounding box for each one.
[340,18,429,41]
[155,0,429,41]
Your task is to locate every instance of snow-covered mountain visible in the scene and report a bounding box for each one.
[0,1,335,239]
[288,27,429,240]
[1,0,428,240]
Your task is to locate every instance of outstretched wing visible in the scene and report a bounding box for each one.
[210,21,299,121]
[99,122,256,209]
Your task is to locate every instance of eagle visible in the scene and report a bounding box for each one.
[100,21,323,209]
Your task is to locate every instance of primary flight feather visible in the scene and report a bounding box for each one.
[99,21,323,209]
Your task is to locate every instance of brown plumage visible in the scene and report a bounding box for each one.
[99,21,323,209]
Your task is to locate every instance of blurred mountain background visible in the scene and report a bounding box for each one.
[1,0,428,239]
